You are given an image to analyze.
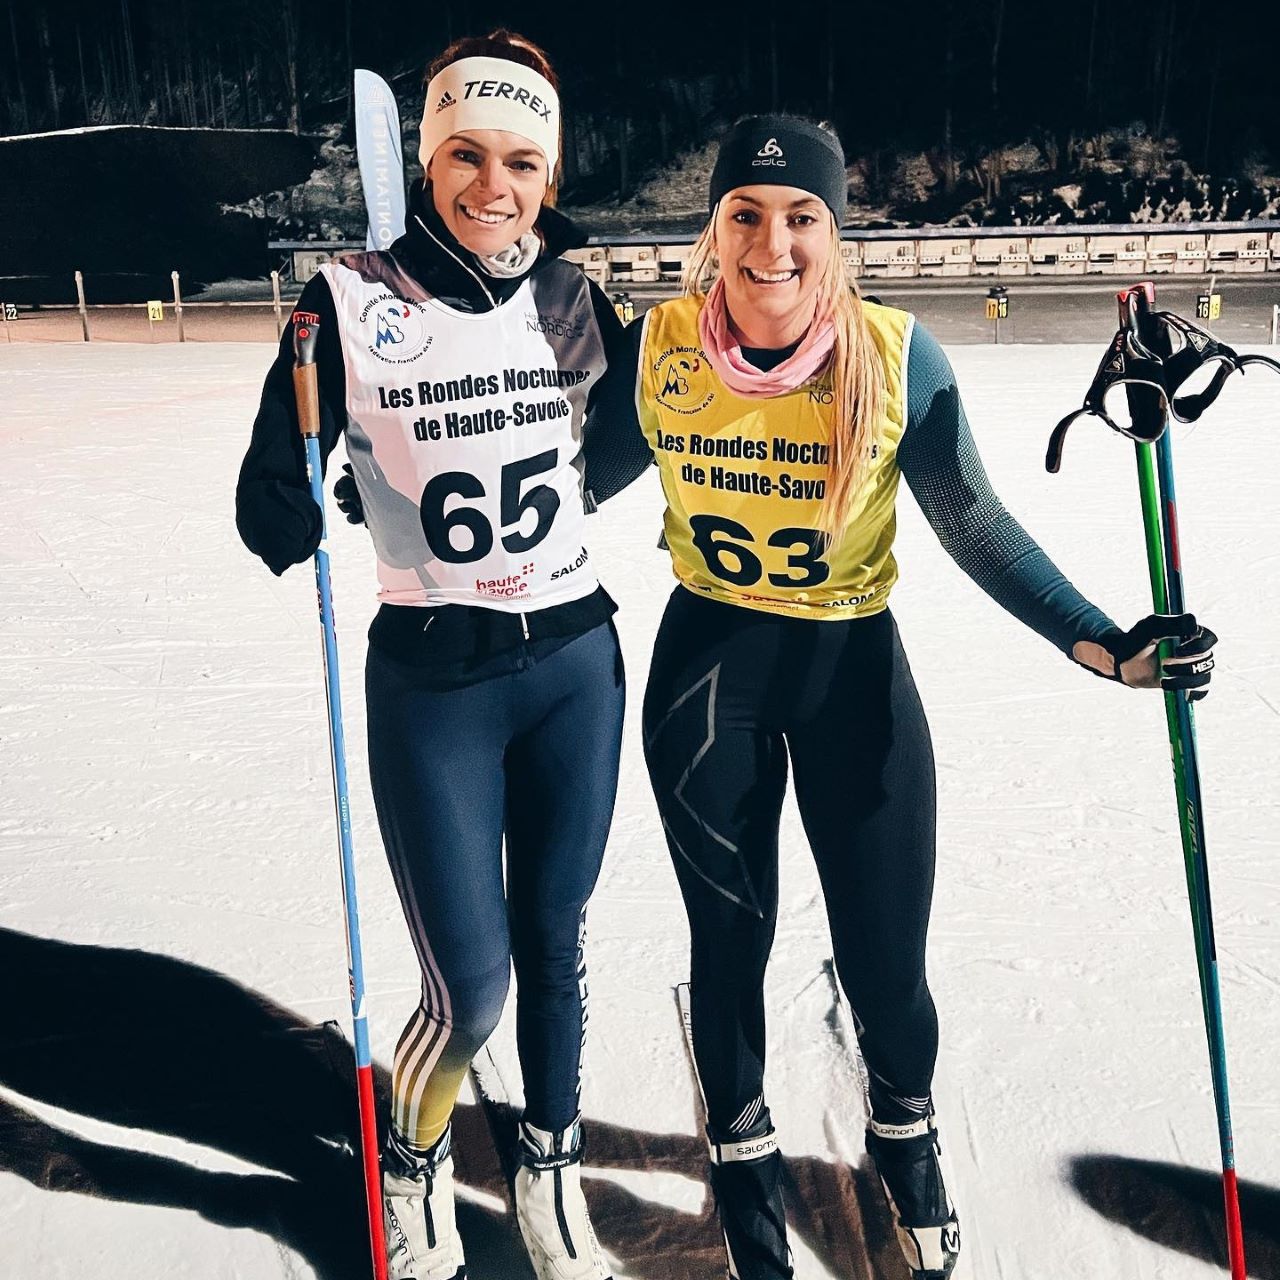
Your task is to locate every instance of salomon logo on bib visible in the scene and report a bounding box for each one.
[753,138,786,167]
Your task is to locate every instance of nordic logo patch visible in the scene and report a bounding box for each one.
[526,312,584,339]
[435,90,457,113]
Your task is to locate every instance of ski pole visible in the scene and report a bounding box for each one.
[292,315,388,1280]
[1120,282,1246,1280]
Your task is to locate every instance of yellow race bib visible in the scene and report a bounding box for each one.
[637,296,912,619]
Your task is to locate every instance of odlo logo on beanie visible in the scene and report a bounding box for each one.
[753,138,786,168]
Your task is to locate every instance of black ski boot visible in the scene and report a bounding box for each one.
[865,1114,960,1280]
[706,1112,793,1280]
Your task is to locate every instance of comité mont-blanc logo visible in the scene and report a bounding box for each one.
[360,295,432,364]
[654,347,714,415]
[753,137,786,167]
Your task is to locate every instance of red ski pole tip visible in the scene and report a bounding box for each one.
[297,326,310,340]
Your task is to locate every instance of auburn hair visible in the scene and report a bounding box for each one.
[682,213,885,545]
[423,29,562,203]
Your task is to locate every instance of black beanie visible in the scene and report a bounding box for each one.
[708,115,847,225]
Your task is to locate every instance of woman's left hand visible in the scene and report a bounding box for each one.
[334,463,366,525]
[1074,613,1218,700]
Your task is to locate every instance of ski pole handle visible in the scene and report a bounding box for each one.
[293,312,322,437]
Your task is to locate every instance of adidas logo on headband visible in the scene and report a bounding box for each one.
[433,80,553,121]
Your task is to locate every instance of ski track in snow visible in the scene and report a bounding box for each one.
[1,342,1278,1279]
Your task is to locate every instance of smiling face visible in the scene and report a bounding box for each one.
[713,185,833,347]
[427,129,549,255]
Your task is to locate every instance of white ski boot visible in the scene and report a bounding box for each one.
[865,1113,960,1280]
[383,1126,466,1280]
[514,1116,612,1279]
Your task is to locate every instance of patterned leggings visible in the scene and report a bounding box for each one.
[643,589,939,1133]
[366,622,624,1152]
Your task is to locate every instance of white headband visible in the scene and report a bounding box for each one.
[419,56,560,176]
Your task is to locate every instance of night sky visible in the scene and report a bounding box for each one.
[4,0,1278,183]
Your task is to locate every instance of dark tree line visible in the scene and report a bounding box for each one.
[3,0,1277,202]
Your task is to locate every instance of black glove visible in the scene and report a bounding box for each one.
[235,479,322,576]
[1101,612,1217,701]
[334,463,366,525]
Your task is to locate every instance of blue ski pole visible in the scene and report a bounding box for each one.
[291,314,388,1280]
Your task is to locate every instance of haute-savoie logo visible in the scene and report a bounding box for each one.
[477,561,535,600]
[359,294,432,364]
[526,311,584,339]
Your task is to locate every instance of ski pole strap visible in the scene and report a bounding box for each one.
[1047,285,1280,473]
[707,1129,779,1165]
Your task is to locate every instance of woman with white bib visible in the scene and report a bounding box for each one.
[237,30,622,1280]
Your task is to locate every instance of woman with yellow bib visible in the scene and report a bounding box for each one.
[586,116,1216,1280]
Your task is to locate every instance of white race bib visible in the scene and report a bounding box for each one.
[322,255,606,611]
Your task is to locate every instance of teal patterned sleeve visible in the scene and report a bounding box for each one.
[896,320,1120,656]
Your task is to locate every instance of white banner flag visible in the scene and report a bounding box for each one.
[354,69,406,252]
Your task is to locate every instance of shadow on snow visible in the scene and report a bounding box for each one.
[0,926,908,1278]
[1070,1152,1280,1277]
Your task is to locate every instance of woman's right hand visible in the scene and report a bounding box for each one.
[334,463,366,525]
[1074,613,1217,700]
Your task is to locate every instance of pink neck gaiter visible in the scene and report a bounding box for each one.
[697,277,835,399]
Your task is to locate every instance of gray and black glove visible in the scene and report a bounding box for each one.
[1100,612,1217,700]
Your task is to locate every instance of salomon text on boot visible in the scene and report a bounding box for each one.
[515,1116,612,1279]
[383,1125,466,1280]
[707,1111,793,1280]
[865,1113,960,1280]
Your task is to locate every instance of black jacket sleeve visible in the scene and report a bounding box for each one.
[235,274,349,575]
[580,300,653,508]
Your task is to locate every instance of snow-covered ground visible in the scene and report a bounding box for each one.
[1,342,1278,1280]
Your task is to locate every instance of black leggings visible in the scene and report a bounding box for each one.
[642,589,938,1133]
